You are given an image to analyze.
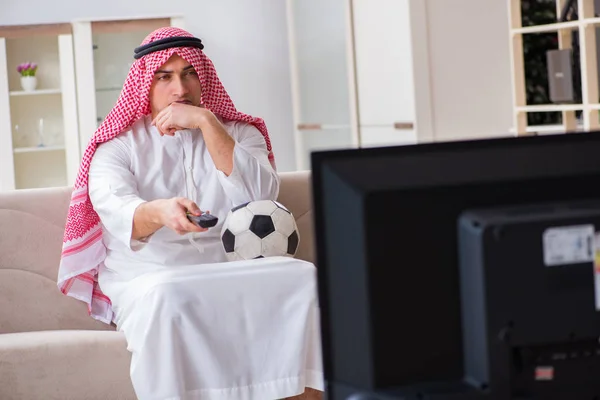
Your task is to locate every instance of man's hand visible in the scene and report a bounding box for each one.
[152,102,236,176]
[157,197,208,235]
[151,103,215,136]
[132,197,207,240]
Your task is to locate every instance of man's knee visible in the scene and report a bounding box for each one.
[145,279,191,309]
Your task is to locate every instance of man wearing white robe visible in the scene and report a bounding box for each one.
[81,30,323,400]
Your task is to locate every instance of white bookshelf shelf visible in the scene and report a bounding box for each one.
[582,17,600,26]
[516,104,584,112]
[9,88,61,97]
[509,123,584,134]
[13,145,65,154]
[512,20,579,35]
[515,104,600,112]
[511,18,600,36]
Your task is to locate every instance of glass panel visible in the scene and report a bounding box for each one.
[92,30,148,125]
[292,0,352,125]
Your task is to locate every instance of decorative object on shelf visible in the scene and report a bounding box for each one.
[17,62,38,92]
[13,124,24,147]
[37,118,45,147]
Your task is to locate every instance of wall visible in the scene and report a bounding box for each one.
[1,0,298,171]
[425,0,514,142]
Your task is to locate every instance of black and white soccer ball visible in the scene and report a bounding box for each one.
[220,200,300,261]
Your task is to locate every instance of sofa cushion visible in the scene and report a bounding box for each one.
[0,330,135,400]
[0,208,115,334]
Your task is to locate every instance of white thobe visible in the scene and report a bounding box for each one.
[88,115,324,400]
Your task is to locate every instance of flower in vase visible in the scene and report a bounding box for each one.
[17,62,38,77]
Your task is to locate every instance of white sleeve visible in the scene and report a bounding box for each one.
[88,138,148,251]
[216,122,280,206]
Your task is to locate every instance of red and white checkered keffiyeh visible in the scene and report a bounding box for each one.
[56,27,276,324]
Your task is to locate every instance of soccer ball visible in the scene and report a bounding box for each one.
[220,200,300,261]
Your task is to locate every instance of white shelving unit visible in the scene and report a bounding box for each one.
[0,17,186,191]
[508,0,600,135]
[286,0,434,170]
[0,23,80,191]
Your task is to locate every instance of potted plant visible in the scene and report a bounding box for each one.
[17,62,38,91]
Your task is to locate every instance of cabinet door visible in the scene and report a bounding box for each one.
[287,0,358,169]
[352,0,417,144]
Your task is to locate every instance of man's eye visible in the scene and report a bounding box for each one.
[187,70,198,76]
[157,75,170,81]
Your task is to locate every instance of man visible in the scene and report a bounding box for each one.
[56,27,323,400]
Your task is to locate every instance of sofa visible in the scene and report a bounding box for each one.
[0,171,317,400]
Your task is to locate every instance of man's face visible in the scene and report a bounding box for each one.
[149,54,202,118]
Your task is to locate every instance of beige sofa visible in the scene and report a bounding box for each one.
[0,171,316,400]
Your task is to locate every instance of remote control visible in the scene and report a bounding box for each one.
[187,212,219,228]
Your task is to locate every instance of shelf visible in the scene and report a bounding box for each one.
[96,86,122,92]
[509,124,584,135]
[516,104,584,112]
[582,17,600,27]
[512,17,600,35]
[9,88,61,97]
[512,20,580,35]
[13,145,65,154]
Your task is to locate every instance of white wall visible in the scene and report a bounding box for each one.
[425,0,514,142]
[1,0,298,171]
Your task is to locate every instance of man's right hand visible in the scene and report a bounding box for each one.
[157,197,208,235]
[132,197,207,240]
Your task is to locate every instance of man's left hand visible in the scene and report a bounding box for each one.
[151,103,215,136]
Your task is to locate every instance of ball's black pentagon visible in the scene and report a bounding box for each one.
[231,202,250,213]
[221,229,235,252]
[275,202,291,214]
[287,230,299,255]
[249,215,275,239]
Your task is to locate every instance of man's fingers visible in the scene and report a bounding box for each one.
[154,110,171,134]
[178,198,202,215]
[151,107,168,127]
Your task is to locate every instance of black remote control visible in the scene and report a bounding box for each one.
[187,212,219,228]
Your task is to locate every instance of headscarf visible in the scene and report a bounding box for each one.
[56,27,276,323]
